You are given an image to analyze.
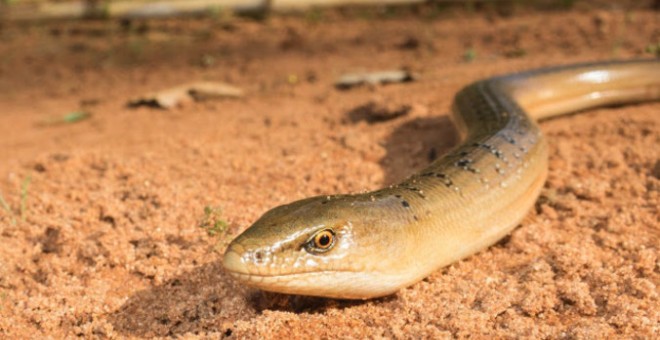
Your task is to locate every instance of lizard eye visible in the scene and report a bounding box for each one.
[305,229,335,253]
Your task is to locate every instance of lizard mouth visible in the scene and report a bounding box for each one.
[223,249,355,280]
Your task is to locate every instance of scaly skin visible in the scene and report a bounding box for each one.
[223,60,660,299]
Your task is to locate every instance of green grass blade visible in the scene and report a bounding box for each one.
[20,175,31,222]
[0,191,16,225]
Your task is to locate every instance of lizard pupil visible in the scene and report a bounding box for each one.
[318,234,330,246]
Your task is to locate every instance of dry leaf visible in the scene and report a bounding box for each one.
[335,70,415,89]
[129,81,243,109]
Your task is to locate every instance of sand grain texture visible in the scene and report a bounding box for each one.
[0,4,658,338]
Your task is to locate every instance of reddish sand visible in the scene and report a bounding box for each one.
[0,3,658,338]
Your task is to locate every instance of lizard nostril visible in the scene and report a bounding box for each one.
[253,249,269,264]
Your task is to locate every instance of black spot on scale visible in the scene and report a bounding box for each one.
[395,194,402,198]
[455,159,480,174]
[397,183,426,199]
[475,143,504,160]
[456,159,471,167]
[401,200,410,208]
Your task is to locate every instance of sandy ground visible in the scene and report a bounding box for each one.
[0,3,658,338]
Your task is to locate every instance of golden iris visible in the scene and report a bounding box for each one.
[310,229,335,251]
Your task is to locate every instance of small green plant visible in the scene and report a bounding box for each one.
[305,8,324,24]
[208,5,236,26]
[208,5,225,20]
[199,206,228,237]
[0,192,14,225]
[463,48,477,62]
[199,206,231,253]
[645,42,660,57]
[62,111,90,123]
[0,174,31,225]
[287,73,299,85]
[39,111,91,126]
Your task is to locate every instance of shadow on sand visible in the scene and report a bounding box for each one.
[107,261,386,337]
[379,115,458,186]
[108,115,458,337]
